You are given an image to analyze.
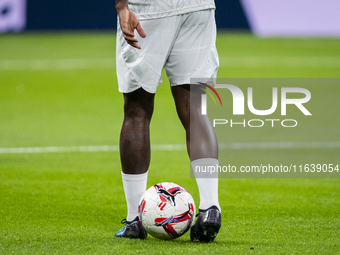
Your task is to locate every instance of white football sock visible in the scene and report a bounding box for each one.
[192,158,221,212]
[121,171,148,222]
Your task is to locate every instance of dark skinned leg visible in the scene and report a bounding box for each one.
[120,88,155,174]
[171,84,218,160]
[172,85,221,243]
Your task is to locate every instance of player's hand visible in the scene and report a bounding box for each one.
[117,7,146,49]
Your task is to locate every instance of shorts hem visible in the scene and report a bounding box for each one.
[118,85,157,94]
[168,56,218,86]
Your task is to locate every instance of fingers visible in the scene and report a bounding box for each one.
[124,35,141,49]
[136,23,146,38]
[118,11,145,49]
[119,24,139,48]
[122,30,138,42]
[126,40,141,49]
[130,42,142,49]
[120,25,135,37]
[122,31,141,49]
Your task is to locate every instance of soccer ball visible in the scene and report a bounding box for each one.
[138,182,196,240]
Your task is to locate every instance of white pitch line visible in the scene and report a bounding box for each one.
[0,145,119,154]
[0,144,186,154]
[0,142,339,154]
[1,56,340,70]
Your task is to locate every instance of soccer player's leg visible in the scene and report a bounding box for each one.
[166,9,221,242]
[115,88,155,239]
[171,85,221,242]
[115,15,178,239]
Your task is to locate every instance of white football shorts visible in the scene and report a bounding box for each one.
[116,9,219,94]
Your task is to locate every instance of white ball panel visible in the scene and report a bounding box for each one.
[138,182,196,240]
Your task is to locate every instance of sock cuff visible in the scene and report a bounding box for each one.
[121,171,148,182]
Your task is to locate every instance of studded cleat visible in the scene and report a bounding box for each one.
[190,205,221,242]
[115,217,147,239]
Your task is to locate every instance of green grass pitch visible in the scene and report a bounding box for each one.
[0,32,340,254]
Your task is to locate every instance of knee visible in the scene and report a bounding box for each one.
[123,100,154,124]
[123,88,155,122]
[124,103,153,122]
